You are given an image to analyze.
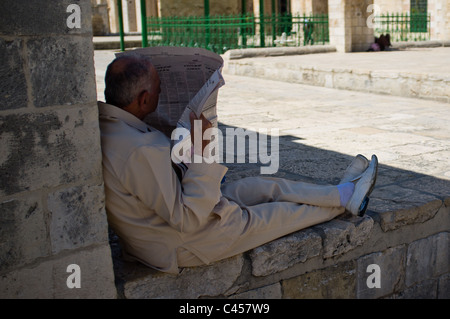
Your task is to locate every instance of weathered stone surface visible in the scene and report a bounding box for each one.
[48,184,109,254]
[356,246,406,299]
[313,215,373,259]
[437,273,450,299]
[0,0,92,36]
[0,196,48,273]
[278,145,352,185]
[400,176,450,201]
[406,232,450,287]
[369,185,442,232]
[122,255,244,299]
[0,106,102,196]
[249,229,322,277]
[393,279,437,299]
[445,197,450,207]
[0,244,116,299]
[27,36,96,108]
[0,0,113,300]
[0,38,27,110]
[229,283,282,299]
[282,261,356,298]
[52,244,117,299]
[0,256,54,298]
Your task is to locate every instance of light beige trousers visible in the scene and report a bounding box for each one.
[178,176,345,267]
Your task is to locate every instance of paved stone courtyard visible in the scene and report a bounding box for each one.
[94,47,449,298]
[94,47,450,210]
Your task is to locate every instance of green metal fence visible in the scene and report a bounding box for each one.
[373,13,431,42]
[146,13,329,54]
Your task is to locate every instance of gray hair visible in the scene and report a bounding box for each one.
[104,54,153,108]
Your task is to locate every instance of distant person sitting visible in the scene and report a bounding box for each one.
[98,54,379,274]
[367,34,392,51]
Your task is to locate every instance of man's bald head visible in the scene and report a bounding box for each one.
[104,54,157,109]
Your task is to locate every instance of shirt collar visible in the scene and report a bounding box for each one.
[98,101,150,133]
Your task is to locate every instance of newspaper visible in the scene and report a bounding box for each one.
[117,46,225,138]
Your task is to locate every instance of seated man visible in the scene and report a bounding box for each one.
[98,54,378,274]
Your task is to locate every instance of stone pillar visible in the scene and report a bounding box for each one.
[122,0,130,32]
[253,0,274,15]
[313,0,329,14]
[126,0,138,32]
[328,0,374,52]
[291,0,311,14]
[92,0,111,35]
[328,0,351,52]
[135,0,142,33]
[0,0,116,298]
[429,0,450,41]
[107,0,120,33]
[147,0,159,17]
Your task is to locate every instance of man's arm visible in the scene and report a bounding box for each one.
[121,143,227,234]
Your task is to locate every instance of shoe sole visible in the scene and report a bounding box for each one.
[358,160,378,217]
[357,197,370,217]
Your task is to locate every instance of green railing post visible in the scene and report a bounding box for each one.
[117,0,125,51]
[240,0,247,47]
[259,0,265,47]
[140,0,148,47]
[271,0,276,46]
[204,0,210,47]
[141,12,333,54]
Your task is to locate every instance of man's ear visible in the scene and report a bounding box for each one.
[138,90,150,109]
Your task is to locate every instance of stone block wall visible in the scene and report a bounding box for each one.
[373,0,410,13]
[0,0,116,298]
[114,202,449,299]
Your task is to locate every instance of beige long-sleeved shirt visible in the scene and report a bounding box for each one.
[98,102,245,273]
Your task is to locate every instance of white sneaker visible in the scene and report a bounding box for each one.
[340,154,369,184]
[345,155,378,216]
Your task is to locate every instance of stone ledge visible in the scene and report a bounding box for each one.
[223,41,450,61]
[225,61,450,103]
[392,40,450,49]
[111,197,449,298]
[369,185,443,232]
[223,46,450,103]
[313,215,374,259]
[223,45,337,60]
[115,254,244,299]
[249,228,322,277]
